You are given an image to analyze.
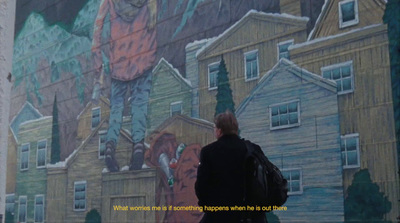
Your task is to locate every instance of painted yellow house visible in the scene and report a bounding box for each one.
[196,10,309,121]
[47,97,158,223]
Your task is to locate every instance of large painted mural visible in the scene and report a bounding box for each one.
[5,0,400,222]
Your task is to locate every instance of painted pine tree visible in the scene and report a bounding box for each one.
[85,209,102,223]
[51,94,61,164]
[5,211,14,223]
[383,0,400,174]
[266,212,280,223]
[215,56,235,117]
[344,169,391,222]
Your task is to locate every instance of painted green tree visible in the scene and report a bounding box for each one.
[85,209,101,223]
[51,61,60,83]
[383,0,400,174]
[51,94,61,164]
[215,56,235,117]
[344,169,391,222]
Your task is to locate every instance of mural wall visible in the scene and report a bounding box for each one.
[5,0,399,222]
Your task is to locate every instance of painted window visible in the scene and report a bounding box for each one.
[37,140,47,168]
[341,133,360,169]
[34,195,44,223]
[20,143,30,171]
[18,196,27,223]
[339,0,359,28]
[244,50,259,81]
[277,40,293,60]
[74,181,86,211]
[269,100,300,130]
[170,101,182,116]
[208,62,220,90]
[282,169,303,195]
[91,107,101,129]
[98,131,107,159]
[322,61,354,94]
[5,194,15,214]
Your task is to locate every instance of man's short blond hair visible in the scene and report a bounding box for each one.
[214,110,238,135]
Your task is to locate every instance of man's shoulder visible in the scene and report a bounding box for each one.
[201,141,218,152]
[242,139,264,154]
[200,139,229,154]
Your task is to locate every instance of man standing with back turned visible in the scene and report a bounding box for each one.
[195,111,267,223]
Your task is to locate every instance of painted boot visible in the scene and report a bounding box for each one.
[105,141,119,172]
[129,141,144,170]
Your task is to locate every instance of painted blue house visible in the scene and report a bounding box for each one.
[236,58,344,222]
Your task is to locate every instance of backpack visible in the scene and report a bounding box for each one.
[243,140,288,208]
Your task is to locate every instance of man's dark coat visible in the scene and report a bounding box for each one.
[195,134,247,223]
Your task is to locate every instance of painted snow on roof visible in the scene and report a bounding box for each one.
[47,146,80,168]
[307,0,329,41]
[154,58,192,87]
[47,161,67,168]
[19,116,52,127]
[196,10,309,57]
[186,38,211,50]
[190,117,214,126]
[10,101,43,143]
[195,37,217,58]
[292,24,383,50]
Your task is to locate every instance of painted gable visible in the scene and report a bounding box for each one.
[309,0,386,40]
[151,59,189,98]
[197,10,309,60]
[10,102,43,143]
[237,59,336,116]
[153,58,192,89]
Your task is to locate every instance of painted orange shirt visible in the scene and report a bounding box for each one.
[92,0,156,81]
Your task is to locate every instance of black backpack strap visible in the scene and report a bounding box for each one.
[241,139,254,222]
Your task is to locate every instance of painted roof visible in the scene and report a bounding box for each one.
[196,9,309,58]
[10,101,43,143]
[292,23,383,51]
[153,58,192,87]
[308,0,386,41]
[152,114,213,135]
